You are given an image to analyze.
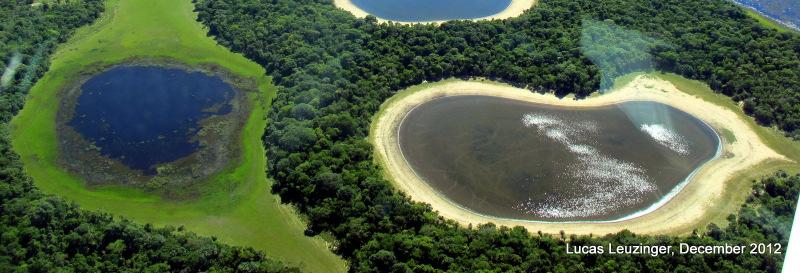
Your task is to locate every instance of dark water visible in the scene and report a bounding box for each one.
[399,96,719,221]
[68,66,234,173]
[350,0,512,22]
[733,0,799,30]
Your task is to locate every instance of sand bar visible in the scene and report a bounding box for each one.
[333,0,537,25]
[370,76,789,235]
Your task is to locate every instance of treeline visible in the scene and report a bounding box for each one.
[0,0,101,122]
[0,1,298,272]
[195,0,799,272]
[1,134,300,272]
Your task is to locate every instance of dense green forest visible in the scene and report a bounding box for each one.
[196,0,799,272]
[1,0,798,272]
[1,0,99,122]
[0,1,298,272]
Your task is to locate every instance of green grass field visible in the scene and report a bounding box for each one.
[10,1,346,272]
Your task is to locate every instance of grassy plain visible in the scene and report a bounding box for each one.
[10,0,345,272]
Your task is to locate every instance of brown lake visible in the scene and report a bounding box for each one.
[398,95,720,221]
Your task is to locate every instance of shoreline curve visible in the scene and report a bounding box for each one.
[333,0,537,25]
[370,76,788,235]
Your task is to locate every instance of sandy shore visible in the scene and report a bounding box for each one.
[370,76,788,235]
[333,0,537,25]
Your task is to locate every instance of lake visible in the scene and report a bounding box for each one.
[398,96,719,221]
[67,66,234,174]
[350,0,512,22]
[733,0,799,30]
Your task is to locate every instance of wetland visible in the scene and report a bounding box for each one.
[58,64,247,192]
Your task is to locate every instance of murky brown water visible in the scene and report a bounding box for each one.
[398,95,719,221]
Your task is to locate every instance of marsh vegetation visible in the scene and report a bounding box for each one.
[57,64,248,195]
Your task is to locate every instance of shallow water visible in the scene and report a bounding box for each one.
[68,66,234,173]
[399,96,719,221]
[350,0,512,22]
[733,0,799,29]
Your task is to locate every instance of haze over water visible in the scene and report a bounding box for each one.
[399,96,719,221]
[350,0,512,22]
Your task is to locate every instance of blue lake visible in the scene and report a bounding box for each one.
[350,0,512,22]
[68,66,234,173]
[733,0,799,30]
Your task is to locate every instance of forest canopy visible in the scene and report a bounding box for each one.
[0,0,798,272]
[195,0,799,272]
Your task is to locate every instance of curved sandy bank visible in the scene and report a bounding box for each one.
[370,76,788,235]
[333,0,537,25]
